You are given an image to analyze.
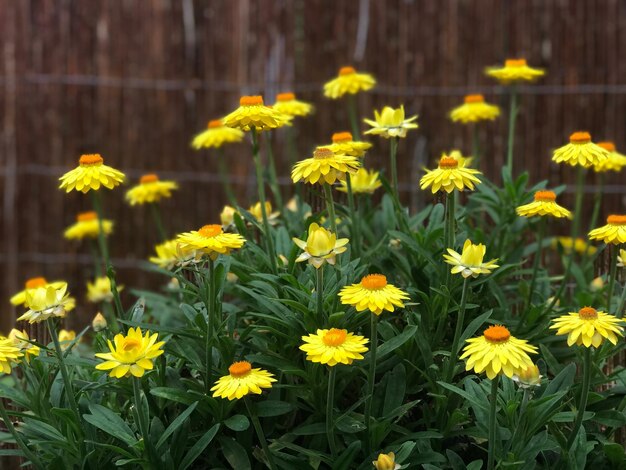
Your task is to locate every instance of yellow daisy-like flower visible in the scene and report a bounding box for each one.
[220,205,237,227]
[593,141,626,172]
[58,329,77,351]
[323,66,376,99]
[552,237,597,256]
[177,224,246,260]
[0,338,23,374]
[211,361,276,400]
[339,274,410,315]
[64,211,114,240]
[550,307,624,348]
[445,150,474,168]
[485,58,544,84]
[373,452,401,470]
[420,156,482,193]
[552,131,610,168]
[589,215,626,244]
[86,276,123,303]
[222,95,286,132]
[59,154,126,193]
[323,132,372,158]
[95,327,165,378]
[272,92,314,117]
[291,147,360,185]
[461,325,538,380]
[293,223,349,269]
[17,283,74,323]
[92,312,108,332]
[364,105,418,139]
[149,239,201,269]
[617,248,626,267]
[300,328,369,366]
[248,201,280,224]
[191,119,245,149]
[516,190,572,219]
[338,167,382,194]
[125,174,178,206]
[444,239,499,278]
[10,277,66,307]
[450,94,500,124]
[8,329,39,361]
[512,363,542,389]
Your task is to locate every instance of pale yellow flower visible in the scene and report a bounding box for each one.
[443,239,499,278]
[293,223,348,269]
[364,105,418,138]
[338,167,382,194]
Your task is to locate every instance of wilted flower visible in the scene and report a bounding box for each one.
[323,66,376,99]
[248,201,280,224]
[590,276,604,292]
[59,154,125,193]
[293,223,349,269]
[364,105,418,138]
[220,205,237,227]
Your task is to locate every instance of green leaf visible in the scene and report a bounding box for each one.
[83,404,137,446]
[542,363,575,397]
[382,364,406,417]
[156,402,198,449]
[335,414,366,434]
[377,325,418,359]
[150,387,196,405]
[332,441,361,470]
[292,422,326,435]
[437,381,488,411]
[256,400,294,417]
[220,436,251,470]
[460,309,493,343]
[178,424,219,470]
[223,414,250,432]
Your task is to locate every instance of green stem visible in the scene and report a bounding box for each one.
[389,137,399,204]
[347,95,360,139]
[487,375,500,470]
[323,183,337,233]
[616,279,626,319]
[316,266,324,324]
[540,252,573,318]
[217,148,237,206]
[525,218,547,311]
[326,367,338,456]
[149,203,168,242]
[89,239,102,276]
[444,192,456,252]
[506,86,518,174]
[607,245,618,314]
[571,166,585,241]
[365,314,378,454]
[0,399,44,468]
[245,397,277,470]
[566,348,592,450]
[266,136,284,209]
[445,278,469,383]
[587,174,604,241]
[133,377,155,464]
[345,175,360,258]
[472,125,480,168]
[205,259,215,394]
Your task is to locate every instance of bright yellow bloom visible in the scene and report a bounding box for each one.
[10,277,66,307]
[593,141,626,172]
[373,452,400,470]
[338,167,382,194]
[272,92,314,117]
[323,66,376,99]
[59,154,125,193]
[550,307,624,348]
[450,94,500,124]
[339,274,410,315]
[444,239,499,278]
[447,150,473,168]
[323,132,372,157]
[461,325,538,380]
[293,223,349,269]
[125,174,177,206]
[222,96,286,132]
[516,190,572,219]
[589,215,626,244]
[364,105,418,139]
[300,328,368,366]
[618,249,626,267]
[58,329,77,351]
[291,148,360,185]
[149,239,201,269]
[512,363,542,388]
[95,327,165,378]
[220,205,237,226]
[191,119,245,149]
[485,58,544,84]
[92,312,108,332]
[248,201,280,224]
[211,361,276,400]
[177,224,246,260]
[17,283,74,323]
[552,131,610,168]
[552,237,597,256]
[8,329,39,361]
[420,156,482,193]
[64,211,113,240]
[87,276,123,303]
[0,338,23,374]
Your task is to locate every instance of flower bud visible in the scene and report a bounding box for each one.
[92,312,108,332]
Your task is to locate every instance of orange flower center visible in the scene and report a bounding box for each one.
[240,95,264,106]
[569,131,591,144]
[598,141,616,152]
[534,190,556,202]
[25,277,47,289]
[579,307,598,320]
[439,156,459,169]
[505,58,527,67]
[77,211,98,222]
[229,361,252,377]
[198,224,223,238]
[464,94,485,104]
[140,173,159,184]
[122,338,141,352]
[314,148,334,159]
[483,325,511,343]
[208,119,222,128]
[323,328,347,347]
[361,274,388,290]
[339,66,356,76]
[277,92,295,102]
[332,132,353,143]
[79,154,103,166]
[608,215,626,226]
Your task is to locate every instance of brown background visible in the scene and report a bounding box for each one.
[1,0,626,333]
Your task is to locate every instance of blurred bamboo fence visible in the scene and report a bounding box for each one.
[1,0,626,332]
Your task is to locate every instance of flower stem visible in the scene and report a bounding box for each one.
[0,399,44,468]
[364,314,378,454]
[323,183,337,233]
[133,377,155,464]
[607,245,618,314]
[217,148,237,206]
[445,278,469,383]
[149,203,168,242]
[265,136,283,209]
[316,266,324,324]
[345,175,360,258]
[525,218,547,312]
[616,280,626,320]
[389,137,399,204]
[472,125,480,168]
[326,366,338,456]
[587,174,604,243]
[506,85,518,174]
[566,347,592,450]
[347,95,360,139]
[571,166,586,241]
[487,375,500,470]
[244,397,277,470]
[205,258,215,394]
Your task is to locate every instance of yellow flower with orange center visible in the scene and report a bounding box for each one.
[338,167,382,194]
[211,361,276,400]
[96,327,165,379]
[445,150,474,168]
[59,154,126,193]
[593,141,626,172]
[516,190,572,219]
[293,223,349,269]
[222,96,287,132]
[291,147,361,185]
[149,239,201,269]
[420,156,482,193]
[322,132,372,157]
[272,92,314,117]
[191,119,245,149]
[64,211,113,240]
[550,307,623,348]
[323,66,376,99]
[300,328,369,366]
[10,277,67,307]
[339,274,410,315]
[177,224,246,259]
[450,94,500,124]
[125,173,178,206]
[485,58,544,83]
[552,131,610,168]
[364,105,418,139]
[589,215,626,244]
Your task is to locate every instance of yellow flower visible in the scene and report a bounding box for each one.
[248,201,280,224]
[446,150,473,168]
[220,205,237,226]
[323,132,372,157]
[87,276,123,303]
[291,147,360,185]
[444,239,499,278]
[222,95,286,132]
[10,277,66,306]
[58,329,77,351]
[293,223,349,269]
[552,237,597,256]
[589,215,626,244]
[618,249,626,267]
[0,338,23,374]
[593,141,626,172]
[149,239,201,269]
[92,312,108,332]
[177,224,246,260]
[512,363,542,388]
[450,94,500,124]
[485,58,544,84]
[95,327,165,378]
[373,452,401,470]
[461,325,538,380]
[59,154,126,193]
[550,307,624,348]
[364,105,418,139]
[272,92,314,117]
[516,190,572,219]
[211,361,276,400]
[323,66,376,99]
[8,329,39,361]
[64,211,114,240]
[590,276,604,292]
[552,131,610,168]
[17,283,74,323]
[191,119,245,149]
[339,274,410,315]
[300,328,368,366]
[338,167,382,194]
[125,174,177,206]
[420,156,482,193]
